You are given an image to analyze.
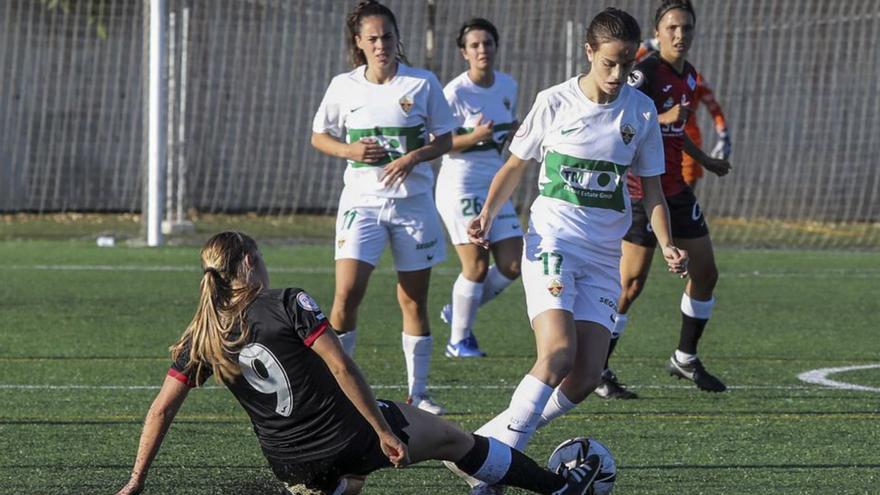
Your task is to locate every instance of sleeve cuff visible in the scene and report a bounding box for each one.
[167,368,195,388]
[303,320,330,347]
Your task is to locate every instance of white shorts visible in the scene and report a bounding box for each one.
[521,232,621,332]
[435,181,522,245]
[335,192,446,272]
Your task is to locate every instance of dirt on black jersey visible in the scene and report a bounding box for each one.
[169,288,369,462]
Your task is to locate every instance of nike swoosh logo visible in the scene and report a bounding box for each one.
[350,105,366,113]
[468,108,483,115]
[427,255,434,260]
[662,85,672,92]
[506,424,528,434]
[561,127,579,135]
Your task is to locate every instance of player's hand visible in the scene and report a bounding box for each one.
[703,157,731,177]
[711,129,731,160]
[467,214,493,249]
[381,155,415,187]
[348,137,388,164]
[658,104,692,125]
[114,478,144,495]
[379,431,409,468]
[471,115,495,144]
[661,244,688,278]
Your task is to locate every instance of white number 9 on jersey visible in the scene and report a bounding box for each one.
[239,343,293,417]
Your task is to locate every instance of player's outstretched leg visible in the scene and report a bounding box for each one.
[395,402,599,495]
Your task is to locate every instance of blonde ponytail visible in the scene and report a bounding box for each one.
[170,232,263,385]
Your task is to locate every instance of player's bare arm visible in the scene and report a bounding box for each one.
[116,376,191,495]
[311,329,409,467]
[467,153,530,248]
[381,132,452,186]
[641,175,689,277]
[683,134,730,177]
[449,115,495,153]
[657,103,692,125]
[311,132,389,164]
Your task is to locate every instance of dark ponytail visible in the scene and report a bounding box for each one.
[585,7,641,51]
[346,0,409,68]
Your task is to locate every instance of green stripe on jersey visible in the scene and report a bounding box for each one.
[541,151,629,211]
[348,125,426,167]
[456,122,514,154]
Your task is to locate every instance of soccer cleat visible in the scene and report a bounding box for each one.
[446,335,487,358]
[407,394,447,415]
[555,454,602,495]
[667,355,727,392]
[440,303,453,325]
[594,368,638,400]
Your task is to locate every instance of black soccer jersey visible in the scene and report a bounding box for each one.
[626,52,698,199]
[168,288,369,463]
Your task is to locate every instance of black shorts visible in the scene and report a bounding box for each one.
[267,400,410,494]
[624,188,709,248]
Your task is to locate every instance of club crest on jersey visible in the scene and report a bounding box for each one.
[687,73,697,90]
[399,95,414,114]
[547,278,564,297]
[663,97,674,110]
[297,292,322,312]
[503,96,511,110]
[620,123,636,145]
[627,69,645,88]
[337,239,345,249]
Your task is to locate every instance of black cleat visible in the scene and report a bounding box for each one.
[556,454,602,495]
[667,355,727,392]
[594,369,638,400]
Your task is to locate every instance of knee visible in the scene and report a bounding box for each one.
[497,258,521,280]
[692,263,719,291]
[462,259,490,282]
[334,286,366,312]
[621,276,647,303]
[397,290,429,315]
[533,349,576,387]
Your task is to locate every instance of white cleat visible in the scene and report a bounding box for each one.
[407,394,446,415]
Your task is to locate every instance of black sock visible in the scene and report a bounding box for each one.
[455,435,566,494]
[604,336,619,370]
[678,314,708,355]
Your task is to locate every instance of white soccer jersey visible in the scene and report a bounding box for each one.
[509,78,664,252]
[439,71,518,189]
[313,64,457,201]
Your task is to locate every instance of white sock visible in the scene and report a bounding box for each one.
[479,265,515,306]
[451,274,484,344]
[612,313,629,339]
[469,437,513,485]
[675,349,697,364]
[536,387,577,429]
[475,374,553,452]
[402,333,432,397]
[680,293,715,319]
[337,330,357,357]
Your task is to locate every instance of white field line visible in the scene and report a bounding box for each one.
[7,264,880,278]
[796,364,880,392]
[0,383,863,392]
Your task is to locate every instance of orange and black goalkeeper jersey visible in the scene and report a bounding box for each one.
[169,288,369,463]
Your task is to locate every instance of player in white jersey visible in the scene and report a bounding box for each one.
[311,1,457,416]
[436,18,523,358]
[452,8,688,494]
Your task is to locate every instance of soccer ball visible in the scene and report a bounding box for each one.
[547,437,617,495]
